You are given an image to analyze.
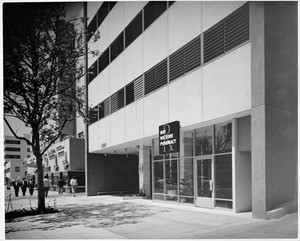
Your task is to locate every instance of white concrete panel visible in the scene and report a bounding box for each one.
[88,80,99,107]
[87,2,102,25]
[202,1,246,32]
[143,13,168,72]
[88,123,99,152]
[124,2,146,27]
[125,99,144,142]
[109,2,125,42]
[109,53,125,94]
[169,69,203,128]
[97,69,110,103]
[203,44,251,121]
[124,37,143,85]
[168,1,202,55]
[110,109,125,146]
[97,117,111,152]
[144,87,169,137]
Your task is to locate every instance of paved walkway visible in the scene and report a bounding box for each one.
[4,189,298,239]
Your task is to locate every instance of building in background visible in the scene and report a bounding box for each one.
[83,1,296,219]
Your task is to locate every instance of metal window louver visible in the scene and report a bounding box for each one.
[88,60,98,84]
[126,82,134,105]
[125,11,143,48]
[97,2,109,28]
[224,3,249,52]
[144,67,156,95]
[204,21,224,64]
[184,36,201,73]
[98,47,110,74]
[155,58,168,89]
[110,31,124,62]
[104,98,110,117]
[144,1,167,31]
[111,92,118,113]
[117,88,125,110]
[134,75,144,100]
[98,102,104,120]
[169,47,184,82]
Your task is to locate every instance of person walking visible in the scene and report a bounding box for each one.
[43,175,50,197]
[57,177,65,194]
[21,178,27,196]
[70,176,78,197]
[28,178,35,196]
[12,179,21,197]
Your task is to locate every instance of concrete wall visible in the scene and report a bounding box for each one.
[251,2,298,218]
[87,154,139,195]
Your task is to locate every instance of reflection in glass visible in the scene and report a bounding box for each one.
[215,154,232,199]
[165,160,178,196]
[214,122,232,153]
[179,197,194,204]
[197,159,212,198]
[179,158,193,196]
[154,162,164,193]
[184,131,194,157]
[195,127,212,156]
[153,138,163,160]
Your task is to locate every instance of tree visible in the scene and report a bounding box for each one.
[3,2,98,213]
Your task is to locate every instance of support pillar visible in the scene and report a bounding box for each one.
[139,145,151,197]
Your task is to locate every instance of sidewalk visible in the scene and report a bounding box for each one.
[4,189,298,239]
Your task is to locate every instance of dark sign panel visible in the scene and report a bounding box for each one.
[159,121,180,154]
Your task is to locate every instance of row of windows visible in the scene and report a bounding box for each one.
[5,155,21,159]
[89,3,249,125]
[88,1,174,84]
[87,1,117,42]
[4,140,20,144]
[4,147,21,152]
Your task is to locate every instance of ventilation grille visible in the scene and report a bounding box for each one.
[169,47,184,82]
[110,92,118,113]
[118,88,125,110]
[144,1,167,30]
[144,67,156,95]
[97,2,109,28]
[155,59,168,89]
[125,11,143,48]
[224,3,249,52]
[88,60,98,84]
[134,75,144,100]
[98,47,110,74]
[104,98,110,117]
[126,82,134,106]
[184,36,201,73]
[110,32,124,62]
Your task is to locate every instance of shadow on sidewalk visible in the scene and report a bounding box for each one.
[6,201,172,233]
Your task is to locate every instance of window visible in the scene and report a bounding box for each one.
[214,122,232,154]
[88,60,98,84]
[27,148,31,152]
[5,147,21,152]
[125,82,134,106]
[5,140,20,144]
[104,98,110,117]
[110,32,124,62]
[98,47,110,75]
[87,14,97,42]
[89,106,98,125]
[15,166,20,172]
[97,2,109,28]
[125,11,143,48]
[5,155,21,159]
[144,67,156,95]
[111,88,125,114]
[195,126,213,156]
[169,47,184,82]
[78,131,84,139]
[144,1,167,31]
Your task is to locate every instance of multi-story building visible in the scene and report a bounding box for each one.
[4,134,31,183]
[82,1,297,219]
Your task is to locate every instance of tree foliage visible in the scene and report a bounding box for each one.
[3,2,98,212]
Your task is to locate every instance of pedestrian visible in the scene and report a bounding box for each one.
[12,179,21,197]
[28,178,35,196]
[43,175,50,197]
[57,177,65,194]
[21,178,27,196]
[70,176,78,197]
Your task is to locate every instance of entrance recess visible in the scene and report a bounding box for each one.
[195,158,214,208]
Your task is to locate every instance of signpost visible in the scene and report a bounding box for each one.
[159,121,180,154]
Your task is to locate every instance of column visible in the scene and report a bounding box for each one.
[139,145,151,197]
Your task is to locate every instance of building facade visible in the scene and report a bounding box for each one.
[84,1,297,219]
[4,134,31,183]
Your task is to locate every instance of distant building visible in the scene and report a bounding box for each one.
[4,134,31,183]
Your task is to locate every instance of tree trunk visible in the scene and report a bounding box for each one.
[33,128,45,213]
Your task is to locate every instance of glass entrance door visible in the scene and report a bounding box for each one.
[195,158,214,208]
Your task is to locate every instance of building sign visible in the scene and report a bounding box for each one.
[159,121,180,154]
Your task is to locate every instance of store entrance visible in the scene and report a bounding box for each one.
[195,158,214,208]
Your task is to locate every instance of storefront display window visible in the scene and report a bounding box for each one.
[165,159,178,196]
[215,154,232,199]
[179,158,193,196]
[154,161,164,193]
[184,131,193,157]
[214,122,232,153]
[195,127,212,156]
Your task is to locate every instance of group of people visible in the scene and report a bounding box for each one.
[11,177,35,197]
[44,175,78,197]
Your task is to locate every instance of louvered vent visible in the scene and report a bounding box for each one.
[224,3,249,52]
[98,102,104,120]
[144,1,167,31]
[97,2,109,28]
[184,36,201,73]
[144,68,156,95]
[134,75,144,100]
[126,82,134,105]
[155,59,168,89]
[125,11,143,48]
[89,106,98,124]
[204,21,224,64]
[88,60,98,84]
[118,88,125,110]
[110,32,124,62]
[169,47,184,82]
[111,92,118,113]
[104,98,110,117]
[98,47,110,74]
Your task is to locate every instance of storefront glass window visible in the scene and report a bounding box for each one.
[215,154,232,199]
[195,127,212,156]
[153,139,163,160]
[154,161,164,193]
[214,122,232,153]
[179,158,193,196]
[165,159,178,196]
[184,131,194,157]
